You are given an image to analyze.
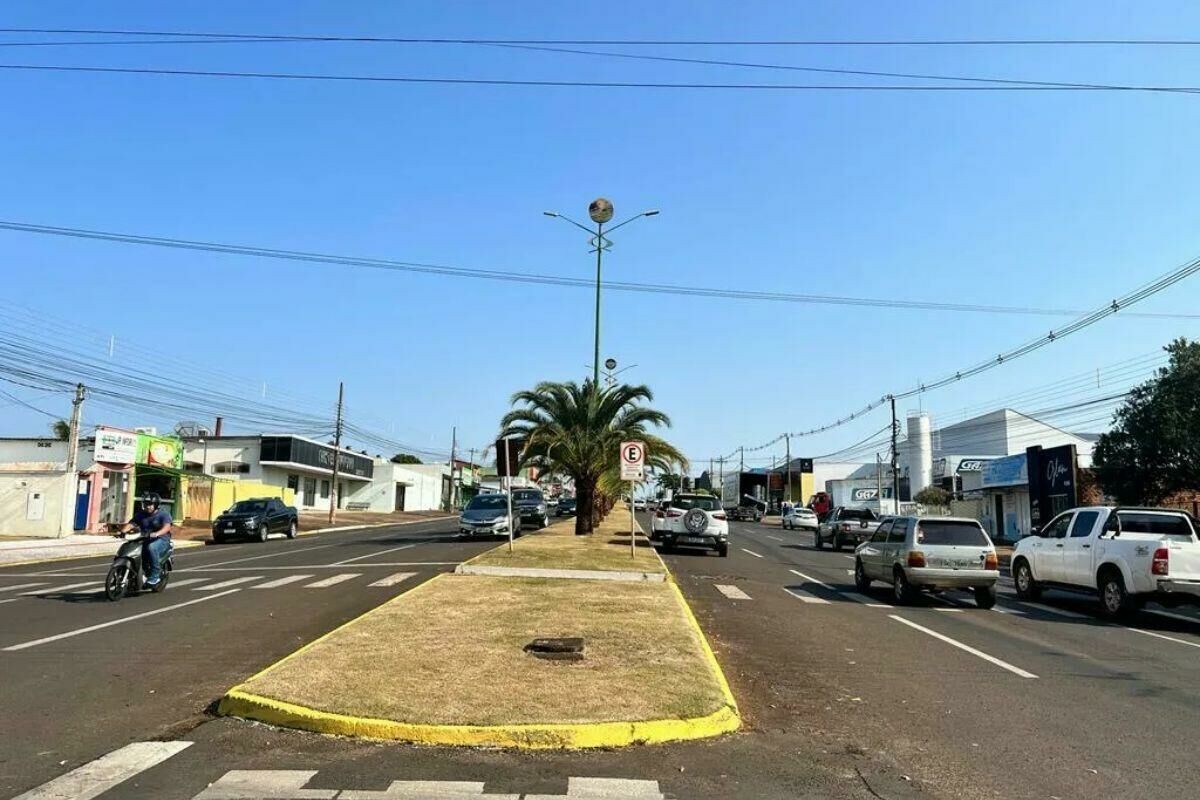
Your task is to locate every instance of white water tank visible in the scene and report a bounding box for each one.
[905,412,933,497]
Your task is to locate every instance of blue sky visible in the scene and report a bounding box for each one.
[2,1,1199,469]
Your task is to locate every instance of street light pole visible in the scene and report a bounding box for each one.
[593,220,603,386]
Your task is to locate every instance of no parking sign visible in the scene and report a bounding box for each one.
[620,441,645,482]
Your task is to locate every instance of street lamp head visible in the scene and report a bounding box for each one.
[588,198,614,224]
[643,209,661,217]
[542,211,559,217]
[604,358,618,370]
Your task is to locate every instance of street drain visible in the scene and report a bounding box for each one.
[524,637,585,662]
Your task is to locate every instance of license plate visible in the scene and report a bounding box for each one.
[680,536,708,544]
[224,528,235,533]
[929,557,979,569]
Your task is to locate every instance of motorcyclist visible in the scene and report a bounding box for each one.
[119,491,173,587]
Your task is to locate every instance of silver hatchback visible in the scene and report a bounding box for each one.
[853,516,1000,608]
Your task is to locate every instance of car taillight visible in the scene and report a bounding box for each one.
[713,512,726,520]
[655,510,664,518]
[907,551,926,568]
[839,522,852,531]
[1152,547,1169,576]
[984,551,999,570]
[667,509,682,518]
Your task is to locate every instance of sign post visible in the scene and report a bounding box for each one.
[495,437,523,554]
[620,441,646,557]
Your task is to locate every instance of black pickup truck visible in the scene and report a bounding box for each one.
[212,497,299,543]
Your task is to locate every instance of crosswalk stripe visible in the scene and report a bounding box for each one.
[367,571,415,587]
[194,576,262,591]
[784,586,830,605]
[21,581,100,595]
[305,573,359,588]
[715,584,752,600]
[253,575,313,589]
[0,582,48,593]
[164,578,209,589]
[13,741,193,800]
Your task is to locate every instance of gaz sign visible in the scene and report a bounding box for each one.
[620,440,645,481]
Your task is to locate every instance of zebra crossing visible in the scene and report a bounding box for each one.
[1,571,418,597]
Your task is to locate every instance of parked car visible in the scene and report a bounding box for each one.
[1010,506,1200,618]
[556,497,577,517]
[782,506,818,531]
[212,497,298,543]
[458,493,513,538]
[633,498,647,511]
[511,488,549,529]
[854,516,1000,608]
[727,497,766,522]
[651,493,729,556]
[815,506,882,550]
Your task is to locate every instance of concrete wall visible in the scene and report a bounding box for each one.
[0,439,69,468]
[0,471,69,538]
[394,464,450,511]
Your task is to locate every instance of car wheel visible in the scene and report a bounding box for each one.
[1098,568,1136,618]
[212,532,224,545]
[257,523,268,543]
[814,532,823,549]
[974,584,997,609]
[1012,559,1041,600]
[718,544,729,557]
[854,559,871,591]
[286,520,297,539]
[892,568,916,605]
[833,535,843,552]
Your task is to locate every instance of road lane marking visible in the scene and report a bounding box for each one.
[164,578,209,588]
[21,581,100,595]
[740,548,764,558]
[306,573,360,588]
[253,575,313,589]
[3,590,241,651]
[331,543,417,565]
[888,615,1038,678]
[368,571,416,587]
[783,586,830,605]
[12,740,194,800]
[788,569,834,590]
[183,562,460,571]
[0,582,48,593]
[766,535,783,542]
[715,584,752,600]
[1008,600,1091,620]
[1145,608,1200,626]
[191,543,339,569]
[194,576,262,591]
[843,554,856,560]
[1129,628,1200,649]
[0,598,19,605]
[933,607,965,612]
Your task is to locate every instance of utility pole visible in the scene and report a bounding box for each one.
[709,457,713,491]
[890,394,900,516]
[60,383,85,536]
[448,425,458,511]
[739,446,744,474]
[328,381,344,525]
[785,434,792,504]
[718,456,724,502]
[876,453,883,515]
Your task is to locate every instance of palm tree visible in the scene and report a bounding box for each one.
[50,419,71,440]
[500,379,686,535]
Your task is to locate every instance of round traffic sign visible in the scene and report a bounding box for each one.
[620,441,645,466]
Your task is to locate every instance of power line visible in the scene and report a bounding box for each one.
[0,220,1195,321]
[1,62,1198,92]
[4,28,1200,47]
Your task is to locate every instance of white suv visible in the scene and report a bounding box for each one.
[651,494,730,557]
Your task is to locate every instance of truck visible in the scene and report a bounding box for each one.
[721,471,768,521]
[1010,506,1200,618]
[815,506,883,551]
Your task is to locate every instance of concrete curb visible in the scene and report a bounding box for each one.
[454,564,665,582]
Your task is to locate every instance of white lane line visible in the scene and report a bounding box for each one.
[12,740,194,800]
[1129,628,1200,649]
[933,607,965,613]
[0,582,48,593]
[783,586,830,605]
[1009,600,1091,620]
[788,568,834,590]
[253,575,313,589]
[1145,608,1200,626]
[842,554,856,560]
[192,542,338,569]
[889,615,1038,678]
[183,561,459,571]
[368,571,416,588]
[0,598,20,605]
[331,543,417,565]
[740,548,764,558]
[21,581,100,596]
[305,573,360,588]
[715,584,752,600]
[766,535,783,542]
[164,578,209,589]
[3,590,241,651]
[193,576,262,591]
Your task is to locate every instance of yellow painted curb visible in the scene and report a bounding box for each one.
[218,545,742,749]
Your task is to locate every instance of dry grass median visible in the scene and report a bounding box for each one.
[466,513,664,574]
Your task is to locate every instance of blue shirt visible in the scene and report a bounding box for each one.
[130,508,173,538]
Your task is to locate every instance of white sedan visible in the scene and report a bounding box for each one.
[651,494,729,557]
[782,506,818,531]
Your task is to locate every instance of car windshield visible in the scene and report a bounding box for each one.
[1116,512,1196,540]
[840,508,876,521]
[230,500,267,513]
[512,490,542,502]
[671,495,719,511]
[466,495,507,511]
[916,520,990,546]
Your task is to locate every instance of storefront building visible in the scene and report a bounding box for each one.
[980,453,1031,543]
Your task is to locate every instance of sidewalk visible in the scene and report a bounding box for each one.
[220,514,740,749]
[0,534,204,567]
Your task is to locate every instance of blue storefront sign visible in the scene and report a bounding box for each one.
[981,454,1027,489]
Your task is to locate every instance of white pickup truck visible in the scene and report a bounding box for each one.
[1010,506,1200,617]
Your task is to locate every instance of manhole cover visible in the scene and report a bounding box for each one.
[525,637,585,662]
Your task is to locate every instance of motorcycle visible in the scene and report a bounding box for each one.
[104,534,174,601]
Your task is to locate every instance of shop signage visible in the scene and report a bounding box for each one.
[1026,444,1077,528]
[137,433,183,470]
[852,487,879,501]
[95,426,138,464]
[933,458,947,479]
[260,436,374,479]
[957,460,984,473]
[981,454,1028,489]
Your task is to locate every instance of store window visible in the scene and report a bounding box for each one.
[213,461,250,474]
[320,480,330,499]
[286,474,299,491]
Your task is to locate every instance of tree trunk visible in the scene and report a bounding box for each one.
[575,478,596,536]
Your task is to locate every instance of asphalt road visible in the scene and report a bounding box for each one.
[5,515,1198,799]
